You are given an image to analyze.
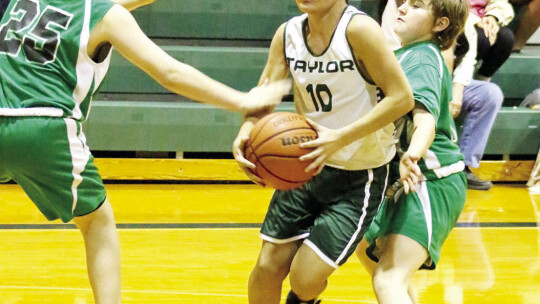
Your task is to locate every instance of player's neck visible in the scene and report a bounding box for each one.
[305,4,346,54]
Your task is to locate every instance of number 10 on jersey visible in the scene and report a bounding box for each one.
[306,84,332,112]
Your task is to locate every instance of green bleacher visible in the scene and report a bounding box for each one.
[88,0,540,158]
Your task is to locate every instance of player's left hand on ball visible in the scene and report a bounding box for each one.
[241,79,291,113]
[299,118,343,175]
[232,135,265,186]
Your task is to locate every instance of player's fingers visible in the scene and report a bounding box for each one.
[243,168,264,186]
[267,79,292,97]
[305,154,325,172]
[314,163,325,175]
[304,117,321,131]
[299,138,323,149]
[410,172,418,185]
[412,164,421,176]
[406,177,416,193]
[237,156,256,170]
[299,147,322,161]
[403,180,410,194]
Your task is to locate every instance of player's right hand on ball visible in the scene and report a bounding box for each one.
[232,133,265,186]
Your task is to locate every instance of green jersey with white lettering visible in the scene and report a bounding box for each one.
[0,0,115,121]
[395,41,464,180]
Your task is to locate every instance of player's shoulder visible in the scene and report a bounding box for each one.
[399,42,443,68]
[346,11,382,44]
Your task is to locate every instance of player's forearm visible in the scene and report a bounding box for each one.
[338,91,414,146]
[407,110,436,158]
[158,62,246,112]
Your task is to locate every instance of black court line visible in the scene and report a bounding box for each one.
[0,222,538,230]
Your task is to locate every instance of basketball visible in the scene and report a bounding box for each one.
[244,112,318,190]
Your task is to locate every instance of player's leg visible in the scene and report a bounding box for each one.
[371,234,428,304]
[287,165,389,303]
[287,243,335,302]
[4,117,122,304]
[251,185,316,304]
[357,234,418,303]
[72,199,120,304]
[249,240,301,304]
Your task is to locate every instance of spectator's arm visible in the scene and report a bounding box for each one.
[453,15,478,87]
[485,0,515,26]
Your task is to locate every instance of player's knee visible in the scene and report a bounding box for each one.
[252,256,290,282]
[289,272,321,300]
[372,267,407,297]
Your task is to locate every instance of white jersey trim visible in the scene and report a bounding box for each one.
[335,168,374,265]
[304,239,339,269]
[416,181,433,249]
[0,107,63,117]
[72,0,113,121]
[433,161,465,179]
[64,118,91,214]
[259,233,310,244]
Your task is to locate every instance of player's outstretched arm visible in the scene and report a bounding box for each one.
[91,5,290,113]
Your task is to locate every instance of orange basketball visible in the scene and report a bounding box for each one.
[245,112,318,190]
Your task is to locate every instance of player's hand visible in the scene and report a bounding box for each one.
[240,80,291,114]
[232,131,265,186]
[478,16,499,45]
[399,152,421,194]
[449,98,463,118]
[299,118,344,175]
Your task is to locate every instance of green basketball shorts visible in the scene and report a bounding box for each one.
[0,116,107,223]
[364,171,467,269]
[260,165,389,268]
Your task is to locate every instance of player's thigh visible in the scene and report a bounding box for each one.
[307,165,389,268]
[3,117,106,222]
[376,234,429,282]
[254,240,302,276]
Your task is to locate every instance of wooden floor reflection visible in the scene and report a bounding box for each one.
[0,183,538,303]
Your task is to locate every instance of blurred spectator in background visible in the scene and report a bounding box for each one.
[449,15,505,190]
[510,0,540,52]
[468,0,515,81]
[520,88,540,109]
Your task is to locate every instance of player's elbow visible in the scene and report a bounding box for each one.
[395,88,415,115]
[155,63,191,94]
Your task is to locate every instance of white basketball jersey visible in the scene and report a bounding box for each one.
[284,6,395,170]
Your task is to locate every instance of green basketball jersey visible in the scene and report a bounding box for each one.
[0,0,115,121]
[394,41,464,180]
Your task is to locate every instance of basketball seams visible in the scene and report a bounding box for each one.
[250,112,283,145]
[246,112,318,190]
[255,158,309,184]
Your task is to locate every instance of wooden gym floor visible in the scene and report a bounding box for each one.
[0,160,538,304]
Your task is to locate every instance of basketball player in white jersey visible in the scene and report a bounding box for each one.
[0,0,290,303]
[232,0,414,303]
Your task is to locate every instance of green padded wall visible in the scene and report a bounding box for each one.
[84,103,539,155]
[100,47,267,93]
[491,49,540,100]
[131,0,377,40]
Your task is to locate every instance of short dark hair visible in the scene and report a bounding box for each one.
[430,0,469,49]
